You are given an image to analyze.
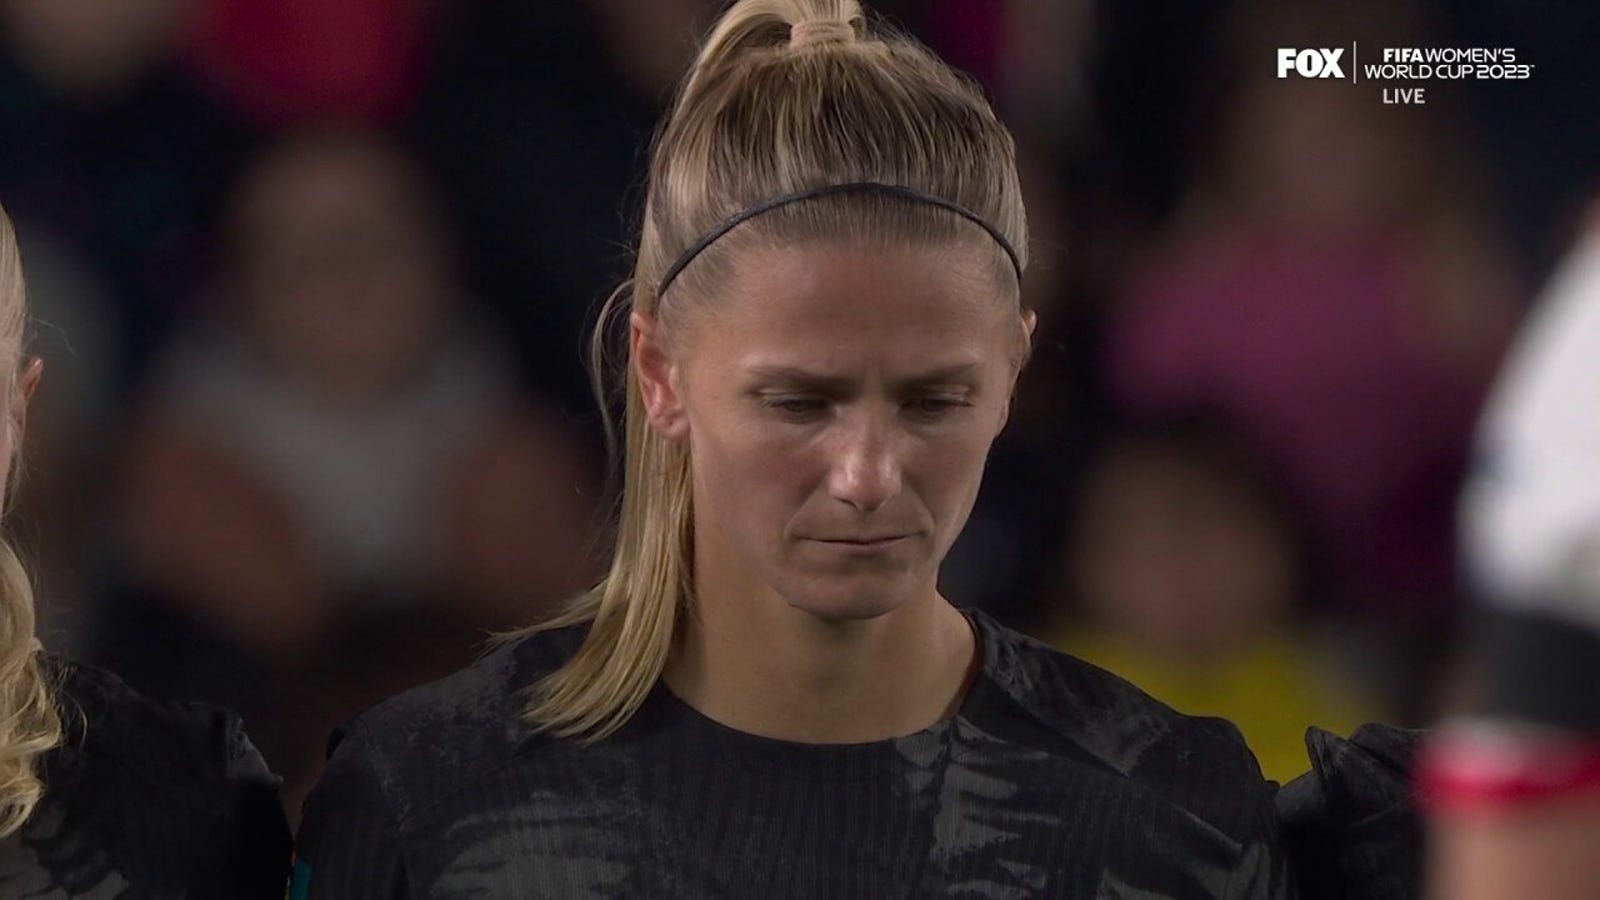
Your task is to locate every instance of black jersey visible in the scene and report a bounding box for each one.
[0,658,290,899]
[1278,724,1421,900]
[296,611,1294,898]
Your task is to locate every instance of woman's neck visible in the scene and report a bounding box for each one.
[662,584,978,744]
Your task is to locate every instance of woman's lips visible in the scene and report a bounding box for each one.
[810,534,912,548]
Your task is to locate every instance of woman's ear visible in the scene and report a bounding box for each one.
[11,356,42,439]
[631,312,689,442]
[1020,308,1038,362]
[998,309,1038,434]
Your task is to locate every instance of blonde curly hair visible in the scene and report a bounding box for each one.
[0,204,63,837]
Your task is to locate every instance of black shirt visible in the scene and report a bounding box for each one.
[0,659,290,898]
[298,611,1293,898]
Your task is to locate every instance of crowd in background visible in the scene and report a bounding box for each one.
[1,0,1595,814]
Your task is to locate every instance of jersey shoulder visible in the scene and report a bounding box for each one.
[327,624,586,818]
[21,657,289,897]
[973,614,1277,842]
[48,656,279,796]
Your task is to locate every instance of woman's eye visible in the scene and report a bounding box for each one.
[762,396,827,418]
[907,396,971,418]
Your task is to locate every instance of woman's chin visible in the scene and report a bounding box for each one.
[777,576,928,623]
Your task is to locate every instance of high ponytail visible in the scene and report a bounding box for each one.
[686,0,865,96]
[519,0,1028,739]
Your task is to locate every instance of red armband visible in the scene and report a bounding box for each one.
[1418,726,1600,815]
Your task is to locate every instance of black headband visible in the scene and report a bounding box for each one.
[656,182,1023,297]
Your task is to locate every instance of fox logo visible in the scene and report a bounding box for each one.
[1277,48,1345,79]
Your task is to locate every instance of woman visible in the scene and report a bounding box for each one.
[0,205,290,896]
[296,1,1292,896]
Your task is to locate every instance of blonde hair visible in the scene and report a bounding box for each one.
[521,0,1029,738]
[0,205,62,836]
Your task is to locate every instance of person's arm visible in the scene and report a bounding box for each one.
[1424,212,1600,899]
[1420,611,1600,900]
[1423,729,1600,899]
[1426,787,1600,900]
[294,723,410,899]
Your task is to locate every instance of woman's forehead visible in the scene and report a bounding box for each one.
[695,240,1007,323]
[679,243,1012,370]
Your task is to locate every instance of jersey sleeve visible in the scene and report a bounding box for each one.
[295,722,411,900]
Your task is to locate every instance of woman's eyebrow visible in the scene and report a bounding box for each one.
[745,365,854,392]
[893,363,983,387]
[744,362,983,390]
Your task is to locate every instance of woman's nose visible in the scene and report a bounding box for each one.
[827,412,902,512]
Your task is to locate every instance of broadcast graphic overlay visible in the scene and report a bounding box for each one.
[1277,43,1534,105]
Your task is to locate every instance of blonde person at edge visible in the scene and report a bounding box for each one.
[294,2,1294,897]
[0,204,290,896]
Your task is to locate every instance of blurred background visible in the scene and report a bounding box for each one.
[1,0,1595,818]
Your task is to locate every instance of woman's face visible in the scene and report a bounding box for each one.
[636,239,1029,621]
